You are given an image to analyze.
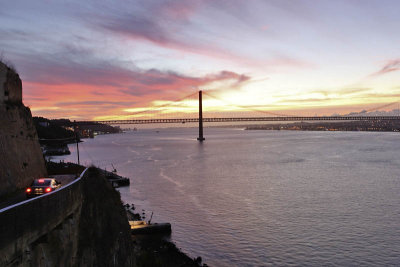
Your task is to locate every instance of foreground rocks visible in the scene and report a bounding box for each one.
[126,204,207,267]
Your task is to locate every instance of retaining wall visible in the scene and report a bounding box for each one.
[0,168,88,265]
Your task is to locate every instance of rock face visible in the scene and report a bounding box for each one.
[75,167,134,266]
[0,61,46,198]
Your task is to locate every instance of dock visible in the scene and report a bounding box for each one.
[129,221,172,235]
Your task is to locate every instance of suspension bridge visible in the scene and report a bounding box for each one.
[77,91,400,141]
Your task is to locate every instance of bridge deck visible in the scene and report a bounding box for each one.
[78,116,400,125]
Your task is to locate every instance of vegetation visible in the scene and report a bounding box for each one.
[33,117,76,144]
[46,161,85,175]
[0,55,17,73]
[33,116,122,143]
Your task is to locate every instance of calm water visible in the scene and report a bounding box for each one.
[56,128,400,266]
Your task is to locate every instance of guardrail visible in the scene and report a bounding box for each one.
[0,168,89,265]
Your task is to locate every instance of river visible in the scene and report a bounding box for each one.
[54,127,400,266]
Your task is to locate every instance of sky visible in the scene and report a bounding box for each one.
[1,0,399,120]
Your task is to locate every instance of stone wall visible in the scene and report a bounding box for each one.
[0,171,84,265]
[0,63,6,103]
[0,105,47,197]
[0,62,46,198]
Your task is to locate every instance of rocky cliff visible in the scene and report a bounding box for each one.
[0,61,46,198]
[76,167,134,266]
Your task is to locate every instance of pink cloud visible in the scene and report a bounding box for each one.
[370,59,400,77]
[20,57,250,120]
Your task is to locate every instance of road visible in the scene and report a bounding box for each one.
[0,174,77,210]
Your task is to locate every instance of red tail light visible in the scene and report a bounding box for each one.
[26,188,31,193]
[45,187,52,193]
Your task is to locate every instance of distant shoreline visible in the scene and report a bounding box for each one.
[244,120,400,132]
[246,128,399,132]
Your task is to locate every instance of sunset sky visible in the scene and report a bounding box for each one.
[1,0,399,120]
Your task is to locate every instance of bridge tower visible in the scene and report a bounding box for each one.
[197,90,205,141]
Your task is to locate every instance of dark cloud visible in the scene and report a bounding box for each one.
[134,69,186,86]
[120,70,250,96]
[101,15,169,44]
[121,86,163,97]
[17,56,133,87]
[75,1,313,70]
[0,29,32,42]
[84,0,199,48]
[212,71,250,85]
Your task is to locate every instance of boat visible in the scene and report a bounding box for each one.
[104,167,130,187]
[129,220,171,235]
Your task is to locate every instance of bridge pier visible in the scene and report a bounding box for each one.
[197,90,205,142]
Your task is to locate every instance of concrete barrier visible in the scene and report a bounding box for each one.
[0,168,88,265]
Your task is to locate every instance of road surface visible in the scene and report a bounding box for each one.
[0,174,77,210]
